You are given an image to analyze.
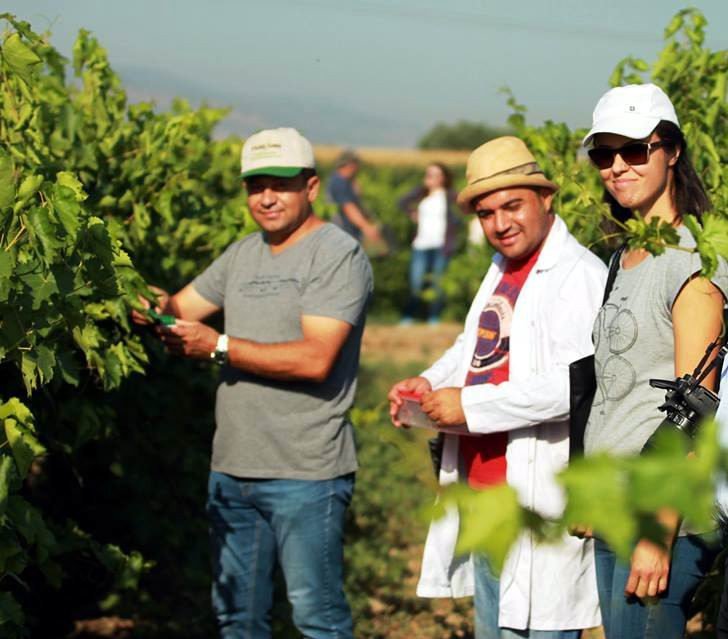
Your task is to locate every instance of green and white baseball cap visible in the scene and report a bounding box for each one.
[240,127,315,178]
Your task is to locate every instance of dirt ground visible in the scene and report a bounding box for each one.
[361,321,463,365]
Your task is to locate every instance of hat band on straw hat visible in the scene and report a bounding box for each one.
[470,162,544,185]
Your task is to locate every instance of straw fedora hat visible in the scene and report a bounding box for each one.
[457,136,558,210]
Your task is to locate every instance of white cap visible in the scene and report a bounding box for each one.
[241,127,315,178]
[582,83,680,147]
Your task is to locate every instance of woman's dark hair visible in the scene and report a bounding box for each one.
[604,120,712,224]
[397,163,455,212]
[430,162,453,191]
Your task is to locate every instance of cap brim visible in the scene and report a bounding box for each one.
[457,174,559,211]
[582,115,661,147]
[241,166,304,178]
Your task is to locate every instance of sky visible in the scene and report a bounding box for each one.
[4,1,728,147]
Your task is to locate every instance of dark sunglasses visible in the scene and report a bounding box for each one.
[587,140,670,170]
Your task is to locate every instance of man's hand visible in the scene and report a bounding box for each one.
[421,387,466,427]
[158,319,219,360]
[625,538,671,600]
[131,286,170,325]
[363,223,383,243]
[388,376,432,427]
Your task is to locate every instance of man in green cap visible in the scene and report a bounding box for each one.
[134,127,372,638]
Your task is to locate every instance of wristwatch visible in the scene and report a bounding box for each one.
[211,334,229,365]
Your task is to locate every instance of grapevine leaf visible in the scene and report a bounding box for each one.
[15,174,43,207]
[3,418,45,478]
[103,348,123,389]
[7,497,55,554]
[0,152,15,210]
[686,214,728,277]
[444,483,523,572]
[560,454,636,559]
[55,171,87,201]
[0,398,33,423]
[56,351,81,386]
[0,528,26,575]
[36,344,55,384]
[1,32,41,84]
[0,455,14,517]
[0,249,14,281]
[26,206,61,259]
[0,591,24,629]
[51,186,82,239]
[21,271,58,309]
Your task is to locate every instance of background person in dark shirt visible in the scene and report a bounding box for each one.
[328,149,383,244]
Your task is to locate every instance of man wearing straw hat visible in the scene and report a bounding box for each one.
[388,137,606,637]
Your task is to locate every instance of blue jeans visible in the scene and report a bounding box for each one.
[207,471,355,639]
[403,247,448,321]
[594,534,717,639]
[473,554,580,639]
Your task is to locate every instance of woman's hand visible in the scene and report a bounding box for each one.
[568,524,593,539]
[625,538,671,599]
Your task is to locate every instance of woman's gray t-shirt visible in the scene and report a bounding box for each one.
[192,223,373,480]
[584,225,728,456]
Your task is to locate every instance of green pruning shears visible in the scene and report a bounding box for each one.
[147,308,176,326]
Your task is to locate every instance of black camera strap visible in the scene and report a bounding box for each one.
[602,244,626,305]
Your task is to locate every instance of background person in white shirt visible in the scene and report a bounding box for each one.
[388,136,606,638]
[398,163,460,325]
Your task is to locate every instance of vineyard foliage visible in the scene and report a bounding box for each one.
[0,7,727,638]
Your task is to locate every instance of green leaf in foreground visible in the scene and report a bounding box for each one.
[560,454,636,559]
[437,483,523,572]
[685,214,728,278]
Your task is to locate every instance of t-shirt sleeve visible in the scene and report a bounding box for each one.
[191,242,239,308]
[664,248,728,310]
[329,176,358,206]
[301,240,373,325]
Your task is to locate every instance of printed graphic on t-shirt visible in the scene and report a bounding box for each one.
[238,275,302,298]
[466,279,520,386]
[592,301,638,410]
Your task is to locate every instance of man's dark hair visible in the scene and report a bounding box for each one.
[300,168,317,181]
[604,120,711,224]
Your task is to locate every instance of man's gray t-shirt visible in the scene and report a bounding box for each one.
[192,223,373,480]
[584,225,728,456]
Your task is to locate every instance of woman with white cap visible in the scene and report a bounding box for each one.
[581,83,728,638]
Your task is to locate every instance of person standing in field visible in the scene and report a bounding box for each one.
[580,83,728,639]
[398,162,461,325]
[133,127,372,639]
[388,136,606,638]
[327,149,384,244]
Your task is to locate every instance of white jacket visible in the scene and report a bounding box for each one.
[417,215,606,631]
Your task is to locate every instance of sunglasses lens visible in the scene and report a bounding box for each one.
[619,143,650,166]
[587,148,614,169]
